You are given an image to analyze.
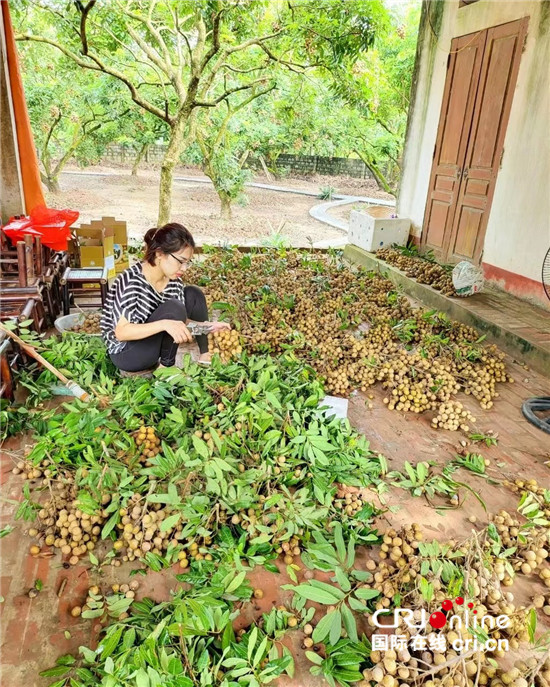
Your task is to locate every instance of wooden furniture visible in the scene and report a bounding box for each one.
[0,231,68,328]
[60,266,109,315]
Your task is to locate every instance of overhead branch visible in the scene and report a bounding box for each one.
[220,62,268,74]
[213,83,276,148]
[199,9,223,71]
[123,8,175,76]
[256,42,318,74]
[16,34,171,124]
[74,0,96,55]
[193,79,270,108]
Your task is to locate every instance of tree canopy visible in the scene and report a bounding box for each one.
[14,0,419,218]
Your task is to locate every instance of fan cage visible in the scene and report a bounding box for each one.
[543,248,550,301]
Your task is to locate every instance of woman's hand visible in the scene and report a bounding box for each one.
[163,319,193,343]
[207,321,231,333]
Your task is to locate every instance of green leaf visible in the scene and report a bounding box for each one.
[253,636,268,666]
[354,588,380,600]
[293,584,342,605]
[334,567,351,593]
[160,513,180,532]
[312,609,339,643]
[192,435,209,459]
[99,626,123,659]
[226,570,246,594]
[333,522,346,562]
[329,609,342,645]
[248,626,258,662]
[305,651,323,665]
[79,646,97,663]
[136,668,150,687]
[527,608,537,643]
[348,596,368,612]
[101,511,119,540]
[341,604,358,642]
[39,666,71,678]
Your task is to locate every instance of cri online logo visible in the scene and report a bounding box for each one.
[373,596,510,631]
[429,597,471,629]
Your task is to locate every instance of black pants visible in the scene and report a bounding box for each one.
[110,286,209,371]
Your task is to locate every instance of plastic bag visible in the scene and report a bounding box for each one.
[452,260,484,297]
[3,205,79,251]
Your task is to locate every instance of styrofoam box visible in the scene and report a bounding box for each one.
[349,207,410,252]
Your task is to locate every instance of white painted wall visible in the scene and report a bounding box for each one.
[398,0,550,286]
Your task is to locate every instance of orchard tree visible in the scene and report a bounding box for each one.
[15,0,388,225]
[20,48,129,192]
[194,79,275,219]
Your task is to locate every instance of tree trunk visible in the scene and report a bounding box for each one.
[219,192,232,220]
[158,114,188,226]
[354,149,394,195]
[131,142,149,176]
[45,176,61,193]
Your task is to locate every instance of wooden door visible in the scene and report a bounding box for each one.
[422,18,528,264]
[447,18,528,262]
[422,31,486,260]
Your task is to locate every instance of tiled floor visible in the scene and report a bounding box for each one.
[457,288,550,351]
[0,350,549,685]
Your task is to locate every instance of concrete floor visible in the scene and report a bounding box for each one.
[0,351,549,685]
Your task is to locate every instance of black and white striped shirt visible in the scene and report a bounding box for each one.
[101,263,185,354]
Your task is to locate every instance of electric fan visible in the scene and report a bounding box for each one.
[521,247,550,434]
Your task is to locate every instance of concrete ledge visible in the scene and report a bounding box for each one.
[344,244,550,377]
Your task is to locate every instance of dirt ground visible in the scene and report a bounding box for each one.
[50,165,393,247]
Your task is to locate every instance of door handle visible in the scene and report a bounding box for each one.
[456,167,462,179]
[463,168,469,178]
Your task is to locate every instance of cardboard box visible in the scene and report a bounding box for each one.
[101,217,128,274]
[75,217,128,278]
[76,222,115,279]
[349,207,410,252]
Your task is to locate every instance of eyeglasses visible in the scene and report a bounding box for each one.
[169,253,193,267]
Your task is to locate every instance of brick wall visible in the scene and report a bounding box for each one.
[102,144,167,164]
[101,145,372,179]
[274,154,371,179]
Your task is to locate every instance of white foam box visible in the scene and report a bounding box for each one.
[319,395,349,420]
[349,207,410,252]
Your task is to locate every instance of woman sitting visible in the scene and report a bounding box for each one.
[100,222,229,372]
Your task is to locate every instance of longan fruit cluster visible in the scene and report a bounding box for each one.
[208,329,243,362]
[12,458,49,480]
[532,592,550,616]
[431,401,476,431]
[36,491,104,565]
[177,536,214,569]
[494,657,550,687]
[113,493,182,563]
[72,312,101,334]
[334,491,366,517]
[134,424,161,462]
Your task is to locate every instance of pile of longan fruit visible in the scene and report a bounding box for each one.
[72,311,101,334]
[431,400,476,431]
[376,247,456,296]
[190,250,511,424]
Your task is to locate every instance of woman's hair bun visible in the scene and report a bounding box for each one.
[144,227,158,246]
